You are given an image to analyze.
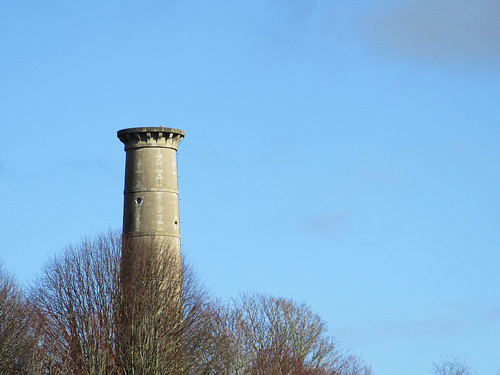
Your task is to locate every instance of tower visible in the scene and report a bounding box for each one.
[117,127,186,369]
[117,127,185,259]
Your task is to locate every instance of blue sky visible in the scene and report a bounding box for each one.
[1,1,499,374]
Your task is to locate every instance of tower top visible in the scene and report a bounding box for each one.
[118,127,185,150]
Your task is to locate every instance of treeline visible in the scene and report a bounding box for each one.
[0,232,371,375]
[0,232,491,374]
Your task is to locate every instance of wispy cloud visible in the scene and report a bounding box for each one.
[365,167,400,184]
[338,316,466,346]
[257,0,357,47]
[55,157,112,175]
[483,305,500,323]
[303,211,354,240]
[339,303,500,346]
[366,0,500,66]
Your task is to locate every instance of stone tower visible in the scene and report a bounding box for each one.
[117,127,185,364]
[117,127,185,258]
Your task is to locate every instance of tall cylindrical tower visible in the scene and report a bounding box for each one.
[117,127,185,366]
[117,127,185,258]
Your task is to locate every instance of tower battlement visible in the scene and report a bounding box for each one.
[118,127,185,150]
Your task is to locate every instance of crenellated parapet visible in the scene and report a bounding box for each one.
[117,127,185,150]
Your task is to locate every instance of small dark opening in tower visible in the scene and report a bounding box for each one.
[135,197,143,205]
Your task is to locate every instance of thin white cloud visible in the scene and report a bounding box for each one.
[338,316,465,346]
[366,0,500,66]
[303,211,354,240]
[483,305,500,323]
[365,168,400,184]
[340,303,500,346]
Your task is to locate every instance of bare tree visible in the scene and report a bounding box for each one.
[31,232,122,374]
[0,262,40,374]
[30,232,212,375]
[336,354,372,375]
[432,357,474,375]
[118,236,211,375]
[199,292,372,375]
[236,293,340,374]
[27,232,371,375]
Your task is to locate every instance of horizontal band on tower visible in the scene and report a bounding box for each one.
[122,233,181,239]
[124,187,179,194]
[122,143,181,150]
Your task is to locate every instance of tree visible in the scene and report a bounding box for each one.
[0,262,40,374]
[27,232,371,374]
[199,292,372,375]
[336,354,373,375]
[118,235,211,375]
[31,232,212,375]
[432,357,474,375]
[31,232,122,374]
